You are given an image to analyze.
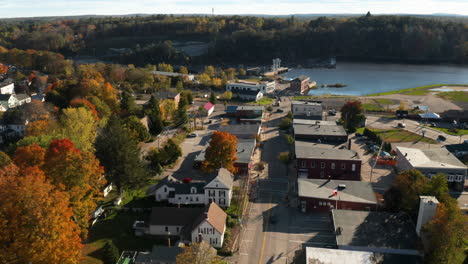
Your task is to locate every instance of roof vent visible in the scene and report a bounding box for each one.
[338,184,346,190]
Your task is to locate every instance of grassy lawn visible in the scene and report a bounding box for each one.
[437,91,468,103]
[371,128,437,144]
[362,103,385,112]
[367,84,466,96]
[375,99,395,105]
[249,97,273,105]
[425,126,468,136]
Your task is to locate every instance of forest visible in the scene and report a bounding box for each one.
[0,14,467,66]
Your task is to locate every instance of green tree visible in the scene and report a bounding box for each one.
[209,92,217,104]
[176,241,222,264]
[120,91,138,116]
[175,80,184,92]
[279,118,292,130]
[103,241,120,264]
[146,95,164,135]
[181,91,193,104]
[124,115,151,142]
[95,116,150,192]
[340,101,365,132]
[278,152,291,176]
[176,96,188,124]
[179,66,189,74]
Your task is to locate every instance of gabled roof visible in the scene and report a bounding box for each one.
[292,75,310,81]
[205,168,233,190]
[230,87,263,96]
[191,202,227,234]
[298,178,377,204]
[16,93,30,101]
[203,102,214,111]
[0,94,13,101]
[150,207,204,226]
[154,177,205,194]
[154,90,180,99]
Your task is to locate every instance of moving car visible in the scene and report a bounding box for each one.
[187,133,197,138]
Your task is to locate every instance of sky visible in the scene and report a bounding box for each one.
[0,0,467,18]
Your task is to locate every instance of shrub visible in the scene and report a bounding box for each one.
[103,241,120,264]
[279,118,292,130]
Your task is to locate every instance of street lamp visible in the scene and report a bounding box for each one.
[167,231,171,247]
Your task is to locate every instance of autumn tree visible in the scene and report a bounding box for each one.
[69,98,99,120]
[0,167,82,263]
[179,66,189,74]
[43,139,105,236]
[340,101,365,132]
[95,116,150,192]
[423,198,465,264]
[60,107,98,152]
[21,99,50,121]
[176,242,222,264]
[13,143,46,169]
[0,151,12,168]
[202,131,237,173]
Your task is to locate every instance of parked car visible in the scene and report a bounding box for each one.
[328,109,337,116]
[355,133,363,137]
[437,135,446,141]
[187,133,197,138]
[430,123,437,127]
[397,123,406,128]
[276,108,284,113]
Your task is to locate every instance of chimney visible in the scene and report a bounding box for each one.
[416,196,439,236]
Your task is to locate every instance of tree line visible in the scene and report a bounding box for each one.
[0,14,466,64]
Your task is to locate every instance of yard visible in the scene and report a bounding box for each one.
[437,91,468,103]
[426,126,468,136]
[362,103,385,112]
[371,128,437,144]
[249,97,273,105]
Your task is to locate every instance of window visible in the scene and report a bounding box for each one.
[191,187,197,194]
[320,171,324,178]
[331,163,335,170]
[341,163,345,170]
[190,197,193,202]
[215,238,218,244]
[186,197,189,200]
[311,162,315,168]
[165,226,168,232]
[209,190,215,197]
[196,197,199,202]
[321,162,325,169]
[178,197,181,200]
[220,198,225,205]
[301,160,306,168]
[164,187,167,192]
[219,191,225,197]
[176,227,179,232]
[351,164,356,171]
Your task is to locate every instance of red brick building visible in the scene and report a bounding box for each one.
[295,143,361,181]
[298,178,377,213]
[290,76,310,94]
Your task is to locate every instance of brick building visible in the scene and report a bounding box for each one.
[295,143,361,180]
[298,179,377,213]
[290,76,310,94]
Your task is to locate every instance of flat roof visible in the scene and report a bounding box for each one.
[292,100,322,105]
[237,105,264,111]
[306,247,422,264]
[332,210,419,252]
[293,119,335,125]
[217,124,260,136]
[397,146,466,169]
[195,139,255,164]
[298,179,377,204]
[295,144,360,160]
[294,123,347,137]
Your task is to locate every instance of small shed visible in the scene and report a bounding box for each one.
[202,102,215,117]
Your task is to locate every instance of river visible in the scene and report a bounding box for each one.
[280,62,468,96]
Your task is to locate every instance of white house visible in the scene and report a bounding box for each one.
[230,88,263,102]
[226,80,275,94]
[190,202,227,248]
[0,94,19,110]
[0,81,14,95]
[202,102,215,117]
[148,202,227,248]
[154,168,233,208]
[16,94,31,106]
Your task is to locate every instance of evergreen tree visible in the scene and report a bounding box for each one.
[120,91,137,116]
[209,92,217,104]
[95,116,150,192]
[103,241,120,264]
[146,95,164,135]
[176,96,188,124]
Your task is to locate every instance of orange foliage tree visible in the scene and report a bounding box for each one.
[202,131,237,174]
[42,138,106,236]
[0,166,82,263]
[13,143,46,169]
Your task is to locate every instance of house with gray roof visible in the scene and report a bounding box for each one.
[0,94,19,110]
[298,178,377,212]
[331,210,421,256]
[293,121,347,142]
[217,123,261,139]
[396,146,467,191]
[153,168,234,207]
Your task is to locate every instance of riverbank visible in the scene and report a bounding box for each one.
[366,84,468,96]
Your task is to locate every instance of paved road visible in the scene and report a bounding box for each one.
[366,115,467,145]
[233,104,336,264]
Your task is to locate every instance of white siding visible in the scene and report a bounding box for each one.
[204,188,232,208]
[191,220,225,248]
[155,185,175,201]
[169,193,205,205]
[149,225,184,235]
[0,83,14,95]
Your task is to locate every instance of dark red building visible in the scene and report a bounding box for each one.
[295,143,361,181]
[298,178,377,213]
